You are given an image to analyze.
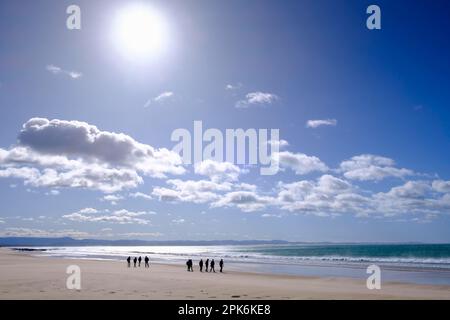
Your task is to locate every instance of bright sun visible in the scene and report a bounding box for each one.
[113,4,169,60]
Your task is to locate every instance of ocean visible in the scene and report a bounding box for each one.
[16,243,450,285]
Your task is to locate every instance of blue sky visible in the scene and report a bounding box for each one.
[1,0,450,242]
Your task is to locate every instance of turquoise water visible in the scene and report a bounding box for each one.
[234,243,450,267]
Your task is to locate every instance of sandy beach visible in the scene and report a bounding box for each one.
[1,248,449,300]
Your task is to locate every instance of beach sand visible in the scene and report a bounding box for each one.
[0,248,449,300]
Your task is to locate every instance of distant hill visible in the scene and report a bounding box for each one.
[0,237,291,247]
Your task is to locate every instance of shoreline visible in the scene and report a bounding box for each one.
[9,246,450,286]
[1,248,450,299]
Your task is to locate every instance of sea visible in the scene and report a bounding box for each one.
[14,243,450,285]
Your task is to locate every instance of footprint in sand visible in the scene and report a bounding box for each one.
[231,295,241,298]
[208,296,217,298]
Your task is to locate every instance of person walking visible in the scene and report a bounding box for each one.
[210,259,215,273]
[144,256,150,268]
[199,259,204,272]
[127,256,131,268]
[133,257,137,267]
[219,259,224,273]
[205,259,209,272]
[138,256,142,267]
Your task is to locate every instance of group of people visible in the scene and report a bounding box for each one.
[127,256,150,268]
[126,256,225,273]
[187,258,224,273]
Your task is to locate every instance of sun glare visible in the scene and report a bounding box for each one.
[112,4,169,61]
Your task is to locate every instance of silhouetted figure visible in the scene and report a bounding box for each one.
[210,259,215,273]
[205,259,209,272]
[199,259,204,272]
[186,259,193,272]
[127,256,131,268]
[133,257,137,267]
[219,259,224,273]
[138,256,142,267]
[144,256,150,268]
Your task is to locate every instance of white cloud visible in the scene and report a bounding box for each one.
[63,208,152,225]
[101,194,123,205]
[432,180,450,193]
[102,195,122,201]
[145,91,174,107]
[274,151,328,175]
[212,191,274,212]
[306,119,337,128]
[225,83,242,90]
[236,92,279,108]
[371,181,450,216]
[152,179,226,204]
[0,118,185,193]
[129,192,153,200]
[276,175,369,216]
[172,219,185,224]
[46,64,82,79]
[274,177,450,218]
[79,208,99,214]
[340,154,414,181]
[194,160,242,182]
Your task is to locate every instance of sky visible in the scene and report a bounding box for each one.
[1,0,450,242]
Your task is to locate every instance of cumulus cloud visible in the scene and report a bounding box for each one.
[0,164,143,193]
[236,92,279,108]
[46,64,82,79]
[371,181,450,217]
[152,179,228,204]
[194,160,242,182]
[63,208,153,225]
[101,194,123,205]
[212,191,274,212]
[432,180,450,193]
[340,154,414,181]
[276,175,368,216]
[306,119,337,128]
[275,176,450,218]
[129,192,153,200]
[0,118,185,193]
[274,151,328,175]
